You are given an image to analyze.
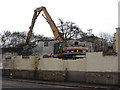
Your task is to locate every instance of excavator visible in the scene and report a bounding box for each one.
[113,33,117,53]
[26,6,88,59]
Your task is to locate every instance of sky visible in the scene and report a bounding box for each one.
[0,0,119,37]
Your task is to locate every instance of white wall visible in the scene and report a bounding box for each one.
[86,52,118,72]
[38,58,65,71]
[63,59,86,71]
[3,52,118,72]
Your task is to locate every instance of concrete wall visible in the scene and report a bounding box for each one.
[2,52,18,59]
[32,41,55,56]
[2,56,66,81]
[3,56,36,70]
[86,52,118,72]
[64,58,86,71]
[63,59,86,82]
[3,56,87,71]
[38,57,65,71]
[86,52,119,85]
[2,52,119,85]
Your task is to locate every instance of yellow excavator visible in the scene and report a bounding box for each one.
[26,6,88,58]
[26,6,63,44]
[113,33,117,53]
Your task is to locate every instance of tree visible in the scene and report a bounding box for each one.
[99,32,114,52]
[99,32,114,42]
[57,19,87,40]
[1,31,27,48]
[1,30,52,55]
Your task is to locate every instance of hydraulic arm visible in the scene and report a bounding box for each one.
[26,6,64,44]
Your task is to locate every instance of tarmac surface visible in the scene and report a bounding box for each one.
[2,77,120,90]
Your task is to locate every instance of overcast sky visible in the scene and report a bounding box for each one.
[0,0,119,37]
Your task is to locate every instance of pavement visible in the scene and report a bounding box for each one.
[2,77,120,90]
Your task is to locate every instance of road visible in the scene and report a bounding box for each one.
[3,79,73,88]
[2,78,119,90]
[2,78,87,90]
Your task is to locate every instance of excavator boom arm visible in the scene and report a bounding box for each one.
[26,6,64,44]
